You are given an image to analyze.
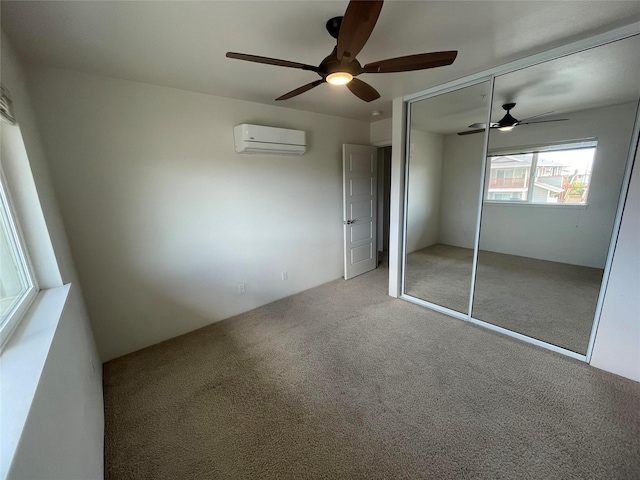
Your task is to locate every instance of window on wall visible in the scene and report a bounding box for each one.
[0,86,38,347]
[485,140,597,205]
[0,173,37,346]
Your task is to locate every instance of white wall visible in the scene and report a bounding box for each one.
[439,103,637,267]
[405,130,444,253]
[438,133,484,249]
[590,142,640,382]
[25,66,370,361]
[1,34,104,479]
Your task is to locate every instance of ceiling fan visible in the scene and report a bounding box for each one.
[226,0,457,102]
[457,103,568,135]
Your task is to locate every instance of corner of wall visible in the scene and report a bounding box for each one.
[388,98,406,297]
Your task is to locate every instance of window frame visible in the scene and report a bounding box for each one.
[484,139,598,207]
[0,168,38,348]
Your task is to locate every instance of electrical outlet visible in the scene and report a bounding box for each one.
[282,272,288,281]
[238,283,245,294]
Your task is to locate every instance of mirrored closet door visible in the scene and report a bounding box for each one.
[403,82,490,314]
[472,35,640,355]
[402,33,640,357]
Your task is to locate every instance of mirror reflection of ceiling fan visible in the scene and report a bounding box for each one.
[457,103,568,135]
[226,0,458,102]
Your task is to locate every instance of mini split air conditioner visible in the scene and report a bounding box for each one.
[233,124,306,155]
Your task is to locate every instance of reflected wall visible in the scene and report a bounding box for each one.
[472,36,640,354]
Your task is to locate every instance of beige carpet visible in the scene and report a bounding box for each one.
[404,244,602,354]
[104,264,640,479]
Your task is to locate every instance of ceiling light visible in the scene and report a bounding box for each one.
[498,126,515,132]
[326,72,353,85]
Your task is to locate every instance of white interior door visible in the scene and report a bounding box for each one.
[343,144,378,279]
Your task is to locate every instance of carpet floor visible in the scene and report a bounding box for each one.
[104,264,640,479]
[404,244,602,354]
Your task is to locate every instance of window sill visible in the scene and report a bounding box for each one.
[483,201,589,210]
[0,284,71,480]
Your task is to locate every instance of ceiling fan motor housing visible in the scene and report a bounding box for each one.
[326,16,343,39]
[499,112,518,127]
[319,49,363,77]
[499,103,519,126]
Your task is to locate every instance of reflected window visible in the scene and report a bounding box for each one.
[487,153,533,201]
[485,140,597,205]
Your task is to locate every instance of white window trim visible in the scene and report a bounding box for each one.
[483,201,589,210]
[0,170,38,349]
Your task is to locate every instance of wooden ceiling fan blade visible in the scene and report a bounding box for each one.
[468,122,498,129]
[363,51,457,73]
[276,80,325,101]
[337,0,384,62]
[346,78,380,102]
[226,52,319,72]
[457,128,486,136]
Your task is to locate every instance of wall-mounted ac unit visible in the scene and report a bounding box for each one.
[233,124,306,156]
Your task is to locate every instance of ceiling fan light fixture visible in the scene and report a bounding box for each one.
[326,72,353,85]
[498,125,515,132]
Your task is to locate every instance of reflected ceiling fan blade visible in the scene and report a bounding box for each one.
[363,51,458,73]
[468,122,498,129]
[346,78,380,102]
[520,110,554,122]
[337,0,384,62]
[518,118,569,125]
[276,80,325,101]
[457,128,486,136]
[226,52,319,72]
[458,118,569,135]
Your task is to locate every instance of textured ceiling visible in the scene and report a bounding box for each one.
[2,1,640,123]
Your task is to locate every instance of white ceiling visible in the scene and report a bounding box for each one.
[2,1,640,123]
